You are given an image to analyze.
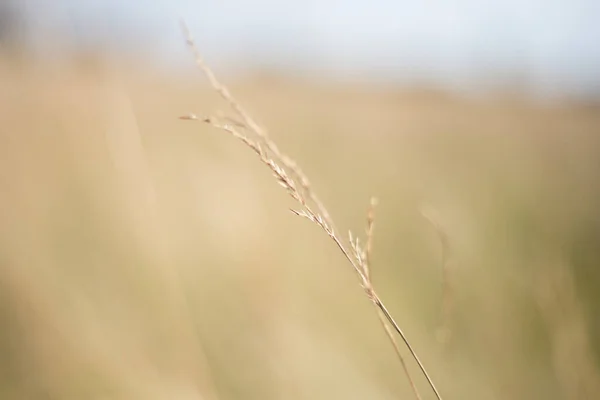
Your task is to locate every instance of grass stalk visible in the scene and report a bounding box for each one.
[179,20,443,400]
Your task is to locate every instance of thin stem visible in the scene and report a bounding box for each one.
[180,20,335,232]
[375,308,422,400]
[375,296,444,400]
[179,20,444,400]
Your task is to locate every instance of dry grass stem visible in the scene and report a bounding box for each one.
[180,21,443,400]
[180,20,335,233]
[375,307,422,400]
[361,199,422,400]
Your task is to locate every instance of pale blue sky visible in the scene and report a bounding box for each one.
[17,0,600,98]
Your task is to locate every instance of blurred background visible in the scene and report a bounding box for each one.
[1,1,600,399]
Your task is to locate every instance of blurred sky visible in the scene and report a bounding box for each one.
[13,0,600,98]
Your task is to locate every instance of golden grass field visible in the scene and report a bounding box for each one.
[1,55,600,399]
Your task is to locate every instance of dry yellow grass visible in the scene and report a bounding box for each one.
[180,22,443,400]
[1,53,600,399]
